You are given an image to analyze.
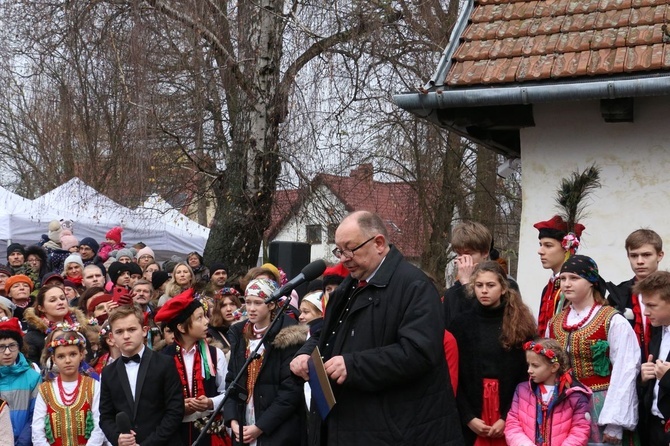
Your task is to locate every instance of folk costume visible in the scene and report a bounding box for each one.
[223,279,307,446]
[31,330,105,446]
[548,255,640,445]
[535,165,601,336]
[154,289,229,446]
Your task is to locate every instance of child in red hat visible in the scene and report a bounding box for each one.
[155,289,229,446]
[98,226,126,262]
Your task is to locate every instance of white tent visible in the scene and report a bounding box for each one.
[30,178,209,257]
[0,186,61,243]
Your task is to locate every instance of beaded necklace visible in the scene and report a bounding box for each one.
[562,304,597,331]
[57,375,82,406]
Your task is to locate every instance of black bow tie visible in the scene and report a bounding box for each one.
[122,354,141,364]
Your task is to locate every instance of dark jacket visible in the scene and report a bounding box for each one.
[450,302,529,446]
[100,347,184,446]
[224,315,307,446]
[296,245,464,446]
[641,329,670,445]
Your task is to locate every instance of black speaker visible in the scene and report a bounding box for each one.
[268,241,311,281]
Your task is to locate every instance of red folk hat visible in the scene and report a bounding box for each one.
[154,288,201,326]
[533,215,585,241]
[0,317,23,337]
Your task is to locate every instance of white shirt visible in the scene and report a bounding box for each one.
[32,379,106,446]
[123,346,145,400]
[652,326,670,418]
[181,345,228,422]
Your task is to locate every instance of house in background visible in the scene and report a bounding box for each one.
[265,164,426,265]
[394,0,670,314]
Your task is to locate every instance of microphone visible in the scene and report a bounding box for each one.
[116,411,132,434]
[264,259,327,304]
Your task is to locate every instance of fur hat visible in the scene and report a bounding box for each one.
[60,230,79,251]
[6,243,25,259]
[25,245,47,264]
[5,274,34,295]
[64,254,84,269]
[79,237,100,254]
[137,246,155,261]
[106,226,123,244]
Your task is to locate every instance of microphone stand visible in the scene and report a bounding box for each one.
[191,288,296,446]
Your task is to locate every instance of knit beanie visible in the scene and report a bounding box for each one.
[108,261,133,284]
[0,317,23,349]
[6,243,25,259]
[137,246,155,261]
[5,274,34,295]
[115,248,136,262]
[106,226,123,244]
[151,271,170,290]
[60,230,79,251]
[64,254,84,269]
[209,262,227,276]
[79,237,100,254]
[48,220,62,243]
[0,265,11,277]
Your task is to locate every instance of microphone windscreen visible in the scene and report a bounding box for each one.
[302,259,327,281]
[116,411,132,434]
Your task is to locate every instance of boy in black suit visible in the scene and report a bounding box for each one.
[100,305,184,446]
[634,271,670,446]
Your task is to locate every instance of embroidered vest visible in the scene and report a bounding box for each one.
[550,306,618,391]
[38,376,95,446]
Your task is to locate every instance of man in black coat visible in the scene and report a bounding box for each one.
[635,271,670,446]
[100,305,184,446]
[291,211,463,446]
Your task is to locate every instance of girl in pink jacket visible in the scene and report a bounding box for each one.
[505,339,591,446]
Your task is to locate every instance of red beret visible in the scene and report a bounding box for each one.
[0,317,23,337]
[323,261,348,279]
[154,288,200,326]
[87,293,113,312]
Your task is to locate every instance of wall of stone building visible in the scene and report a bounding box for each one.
[517,96,670,317]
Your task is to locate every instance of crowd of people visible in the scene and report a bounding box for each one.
[0,209,668,446]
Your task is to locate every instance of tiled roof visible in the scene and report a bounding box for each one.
[267,165,426,258]
[446,0,670,86]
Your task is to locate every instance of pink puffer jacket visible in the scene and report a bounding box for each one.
[505,379,591,446]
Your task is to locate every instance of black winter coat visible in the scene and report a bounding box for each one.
[296,245,464,446]
[224,314,307,446]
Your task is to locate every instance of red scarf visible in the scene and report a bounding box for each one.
[631,293,651,358]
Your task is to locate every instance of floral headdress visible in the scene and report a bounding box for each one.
[215,287,241,299]
[523,340,558,363]
[47,322,87,353]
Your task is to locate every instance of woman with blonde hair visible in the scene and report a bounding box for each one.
[157,262,195,307]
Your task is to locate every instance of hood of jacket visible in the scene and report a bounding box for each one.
[272,324,309,349]
[24,306,91,335]
[0,352,34,379]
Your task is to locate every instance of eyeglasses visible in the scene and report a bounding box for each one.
[139,255,153,260]
[0,343,19,353]
[332,236,376,259]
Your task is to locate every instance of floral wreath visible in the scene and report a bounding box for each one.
[523,340,558,363]
[215,287,241,299]
[45,320,81,336]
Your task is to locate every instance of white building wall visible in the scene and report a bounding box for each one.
[271,185,348,264]
[517,96,670,317]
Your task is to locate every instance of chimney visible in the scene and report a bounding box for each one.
[350,163,373,184]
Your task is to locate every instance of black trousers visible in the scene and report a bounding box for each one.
[649,415,668,446]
